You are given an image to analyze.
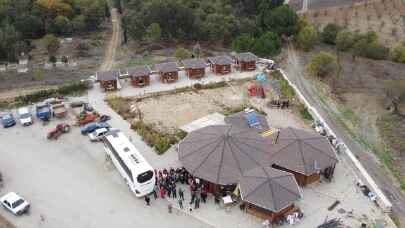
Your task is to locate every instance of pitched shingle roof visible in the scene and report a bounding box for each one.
[155,62,179,73]
[236,52,257,62]
[208,55,233,65]
[268,127,338,176]
[181,58,207,69]
[96,70,120,81]
[240,167,301,212]
[127,65,151,77]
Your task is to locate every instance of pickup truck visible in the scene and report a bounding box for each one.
[52,103,67,118]
[36,104,51,121]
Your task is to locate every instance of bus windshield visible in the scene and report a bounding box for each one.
[137,170,154,183]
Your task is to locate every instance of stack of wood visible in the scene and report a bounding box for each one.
[317,218,344,228]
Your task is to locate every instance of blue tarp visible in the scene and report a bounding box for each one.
[256,73,266,82]
[245,110,259,127]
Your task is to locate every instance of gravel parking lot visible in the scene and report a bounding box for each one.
[0,111,208,228]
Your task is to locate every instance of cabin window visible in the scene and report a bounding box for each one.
[137,170,154,183]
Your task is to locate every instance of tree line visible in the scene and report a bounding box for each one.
[119,0,301,58]
[0,0,109,61]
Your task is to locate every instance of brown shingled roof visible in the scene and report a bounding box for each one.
[268,127,338,176]
[155,62,179,73]
[240,167,301,212]
[236,52,258,62]
[207,55,233,65]
[127,65,151,77]
[178,125,271,185]
[181,58,207,69]
[96,70,120,81]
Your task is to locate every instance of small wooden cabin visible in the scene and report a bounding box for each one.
[181,58,207,79]
[155,62,179,83]
[208,55,233,75]
[245,203,295,221]
[96,70,120,91]
[127,65,151,87]
[236,52,257,71]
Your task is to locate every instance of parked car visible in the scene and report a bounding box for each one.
[1,112,16,128]
[36,103,51,121]
[17,107,33,126]
[88,127,109,141]
[80,122,110,135]
[0,192,30,215]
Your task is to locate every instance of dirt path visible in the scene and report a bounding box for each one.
[99,8,120,71]
[284,44,405,224]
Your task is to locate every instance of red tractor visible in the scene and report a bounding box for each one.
[47,123,71,140]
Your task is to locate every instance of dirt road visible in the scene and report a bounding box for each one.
[284,45,405,225]
[99,8,120,71]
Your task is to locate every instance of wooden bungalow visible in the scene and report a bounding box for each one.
[127,65,151,87]
[181,58,207,79]
[207,55,233,75]
[96,70,120,91]
[236,52,257,71]
[245,203,296,221]
[155,62,179,83]
[268,127,338,186]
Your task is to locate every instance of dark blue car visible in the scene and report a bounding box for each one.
[1,112,16,128]
[80,122,110,135]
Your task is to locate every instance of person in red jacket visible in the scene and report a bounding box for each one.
[160,185,166,198]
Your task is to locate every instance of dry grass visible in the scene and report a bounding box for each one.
[304,0,405,46]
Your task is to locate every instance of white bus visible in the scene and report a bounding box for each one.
[103,130,155,197]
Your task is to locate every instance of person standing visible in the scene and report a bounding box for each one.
[172,185,177,199]
[178,199,183,209]
[194,196,200,209]
[160,185,166,198]
[153,185,158,199]
[145,196,150,206]
[190,190,196,204]
[167,184,172,198]
[178,188,184,200]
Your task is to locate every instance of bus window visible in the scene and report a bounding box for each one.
[137,170,153,183]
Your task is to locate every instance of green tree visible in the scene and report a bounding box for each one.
[336,30,355,51]
[352,33,388,60]
[42,34,60,56]
[0,24,20,61]
[389,45,405,63]
[72,15,86,33]
[54,15,71,35]
[145,23,161,42]
[174,47,191,60]
[261,5,299,36]
[252,32,281,57]
[321,23,341,45]
[296,24,318,51]
[231,34,255,52]
[307,52,338,79]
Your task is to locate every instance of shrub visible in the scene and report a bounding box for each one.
[32,68,44,81]
[298,103,313,121]
[336,30,356,51]
[295,24,318,51]
[307,52,338,79]
[174,47,192,60]
[14,82,89,105]
[280,79,295,99]
[321,23,341,44]
[390,45,405,63]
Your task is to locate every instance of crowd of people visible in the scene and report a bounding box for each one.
[144,167,210,213]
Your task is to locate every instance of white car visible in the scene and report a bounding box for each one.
[17,107,33,126]
[88,128,109,142]
[1,192,30,215]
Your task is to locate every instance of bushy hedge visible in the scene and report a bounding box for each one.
[131,120,187,155]
[15,82,90,105]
